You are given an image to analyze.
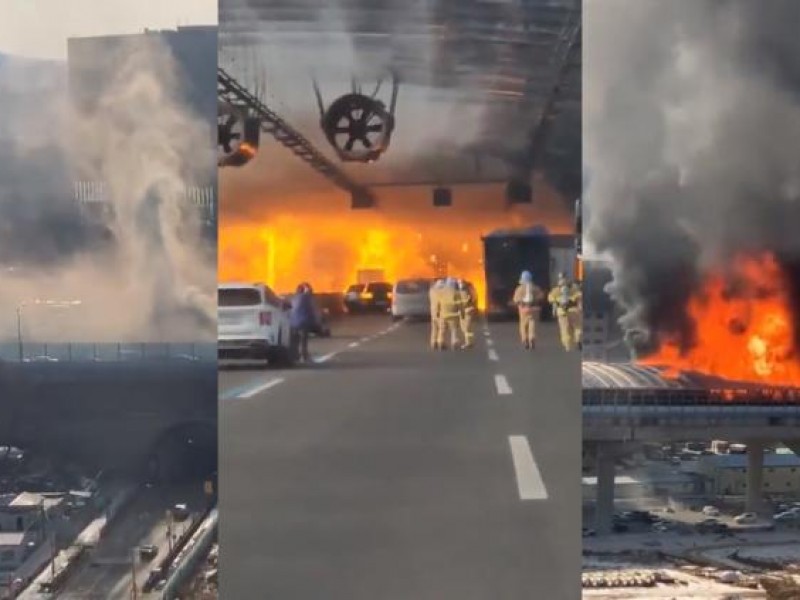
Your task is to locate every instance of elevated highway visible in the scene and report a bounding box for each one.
[583,361,800,442]
[582,361,800,534]
[0,343,217,480]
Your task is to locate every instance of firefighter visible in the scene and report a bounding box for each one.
[568,276,583,350]
[548,272,582,351]
[512,271,543,349]
[457,279,476,349]
[436,278,463,350]
[429,279,445,349]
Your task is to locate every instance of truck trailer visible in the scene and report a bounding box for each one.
[482,227,550,320]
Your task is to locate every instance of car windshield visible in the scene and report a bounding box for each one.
[396,279,430,294]
[368,282,392,293]
[346,284,366,293]
[219,288,261,307]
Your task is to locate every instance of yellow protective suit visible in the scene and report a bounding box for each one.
[460,287,476,348]
[512,283,543,347]
[429,285,442,349]
[436,286,463,349]
[548,282,582,351]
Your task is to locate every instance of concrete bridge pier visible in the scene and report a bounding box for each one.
[745,439,766,516]
[594,442,627,535]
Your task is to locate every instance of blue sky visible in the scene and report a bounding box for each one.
[0,0,217,60]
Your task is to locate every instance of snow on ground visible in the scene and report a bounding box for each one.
[583,562,766,598]
[585,530,800,556]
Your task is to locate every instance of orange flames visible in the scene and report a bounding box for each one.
[219,213,495,307]
[643,254,800,386]
[219,178,572,311]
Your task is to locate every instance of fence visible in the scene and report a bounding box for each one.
[0,342,216,363]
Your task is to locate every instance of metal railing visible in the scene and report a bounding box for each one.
[583,387,800,406]
[217,67,376,204]
[0,342,216,363]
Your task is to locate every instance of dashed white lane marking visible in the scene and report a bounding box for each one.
[508,436,548,500]
[237,377,285,399]
[486,338,494,347]
[314,352,337,364]
[314,323,399,363]
[494,374,513,395]
[488,348,499,361]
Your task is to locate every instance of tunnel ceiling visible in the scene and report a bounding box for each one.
[583,361,800,393]
[219,0,580,198]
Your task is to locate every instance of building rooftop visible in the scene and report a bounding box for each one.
[583,361,690,389]
[0,532,27,546]
[705,453,800,469]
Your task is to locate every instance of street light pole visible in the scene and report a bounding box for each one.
[130,547,138,600]
[16,304,24,363]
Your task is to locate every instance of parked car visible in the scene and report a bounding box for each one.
[702,505,721,517]
[391,278,432,320]
[218,283,294,365]
[172,503,190,521]
[311,304,332,337]
[774,511,800,523]
[344,282,393,313]
[280,291,331,337]
[139,545,158,560]
[733,512,759,525]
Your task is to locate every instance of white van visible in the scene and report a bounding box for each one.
[391,279,432,320]
[218,283,294,365]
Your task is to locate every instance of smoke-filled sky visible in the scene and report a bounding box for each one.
[585,0,800,350]
[0,0,216,59]
[0,18,217,343]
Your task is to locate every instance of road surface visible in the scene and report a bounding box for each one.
[220,315,582,599]
[56,484,204,600]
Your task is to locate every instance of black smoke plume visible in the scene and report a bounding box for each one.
[585,0,800,353]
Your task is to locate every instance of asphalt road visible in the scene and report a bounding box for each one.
[219,314,582,599]
[56,484,203,600]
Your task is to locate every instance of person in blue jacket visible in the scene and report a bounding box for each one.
[290,282,316,363]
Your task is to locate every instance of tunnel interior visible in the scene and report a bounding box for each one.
[146,420,218,484]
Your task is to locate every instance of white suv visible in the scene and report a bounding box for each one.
[218,283,294,365]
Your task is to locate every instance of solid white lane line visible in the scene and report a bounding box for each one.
[494,374,513,395]
[488,348,499,361]
[237,378,285,399]
[508,436,548,500]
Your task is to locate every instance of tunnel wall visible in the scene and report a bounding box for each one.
[0,359,217,471]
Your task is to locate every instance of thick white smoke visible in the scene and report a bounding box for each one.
[216,0,578,196]
[0,35,216,344]
[585,0,800,350]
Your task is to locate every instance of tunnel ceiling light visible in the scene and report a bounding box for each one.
[506,180,532,204]
[432,187,452,207]
[351,190,375,210]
